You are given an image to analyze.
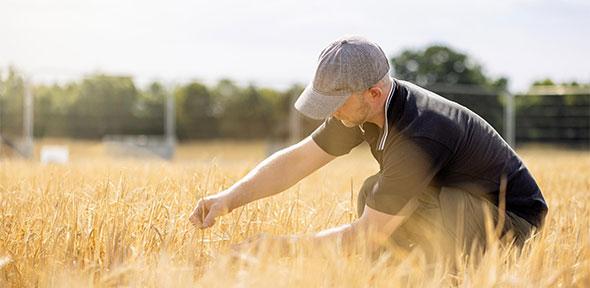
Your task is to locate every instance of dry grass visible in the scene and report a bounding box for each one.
[0,141,589,287]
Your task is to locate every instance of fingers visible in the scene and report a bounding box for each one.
[189,199,222,229]
[202,205,222,228]
[189,195,231,229]
[189,200,208,228]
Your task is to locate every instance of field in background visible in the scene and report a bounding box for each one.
[0,141,589,287]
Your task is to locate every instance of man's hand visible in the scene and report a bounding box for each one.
[189,193,233,229]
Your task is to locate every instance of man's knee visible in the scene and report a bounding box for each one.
[438,187,534,249]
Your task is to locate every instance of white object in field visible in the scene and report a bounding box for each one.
[40,146,69,164]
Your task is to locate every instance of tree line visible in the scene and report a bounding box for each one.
[0,70,302,140]
[1,44,588,142]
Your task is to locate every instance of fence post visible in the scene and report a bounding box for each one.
[23,79,34,158]
[164,91,176,159]
[289,95,301,144]
[503,92,515,147]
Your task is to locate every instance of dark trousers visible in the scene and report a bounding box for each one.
[357,174,535,257]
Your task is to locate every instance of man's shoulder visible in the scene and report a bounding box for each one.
[397,80,467,114]
[393,81,466,152]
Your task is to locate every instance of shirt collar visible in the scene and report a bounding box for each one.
[377,81,396,151]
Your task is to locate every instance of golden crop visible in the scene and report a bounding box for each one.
[0,141,589,287]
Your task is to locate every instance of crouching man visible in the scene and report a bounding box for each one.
[189,36,548,258]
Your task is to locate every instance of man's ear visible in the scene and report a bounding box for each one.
[367,86,383,101]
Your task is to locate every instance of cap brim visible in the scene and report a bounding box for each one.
[294,84,350,120]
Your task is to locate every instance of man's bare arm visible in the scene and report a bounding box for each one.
[189,136,336,228]
[234,203,416,255]
[308,203,414,252]
[224,136,336,209]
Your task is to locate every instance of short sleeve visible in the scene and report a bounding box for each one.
[365,137,451,215]
[311,117,364,156]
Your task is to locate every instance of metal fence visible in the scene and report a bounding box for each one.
[289,84,590,149]
[513,86,590,146]
[0,80,176,160]
[2,82,589,160]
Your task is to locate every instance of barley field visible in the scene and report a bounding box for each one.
[0,141,589,287]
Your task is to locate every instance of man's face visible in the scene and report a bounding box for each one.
[332,91,371,128]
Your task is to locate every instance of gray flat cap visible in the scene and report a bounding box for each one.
[295,36,390,120]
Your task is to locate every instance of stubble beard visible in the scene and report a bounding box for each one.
[341,99,371,128]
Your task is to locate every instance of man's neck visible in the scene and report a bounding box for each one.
[366,81,393,129]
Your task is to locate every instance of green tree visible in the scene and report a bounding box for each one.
[69,75,139,138]
[175,81,217,139]
[217,83,274,139]
[0,67,25,138]
[532,78,555,86]
[133,82,166,135]
[391,45,507,90]
[33,83,79,137]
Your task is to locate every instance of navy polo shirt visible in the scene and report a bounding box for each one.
[311,79,548,228]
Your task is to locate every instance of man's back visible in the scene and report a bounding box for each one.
[391,80,548,227]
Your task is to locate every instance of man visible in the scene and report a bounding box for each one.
[189,36,548,257]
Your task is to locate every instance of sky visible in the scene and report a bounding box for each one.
[1,0,589,92]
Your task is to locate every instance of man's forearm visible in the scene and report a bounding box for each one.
[224,139,333,211]
[288,206,409,255]
[224,150,300,209]
[307,223,359,253]
[241,224,358,257]
[277,222,365,256]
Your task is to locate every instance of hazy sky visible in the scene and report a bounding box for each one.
[1,0,589,92]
